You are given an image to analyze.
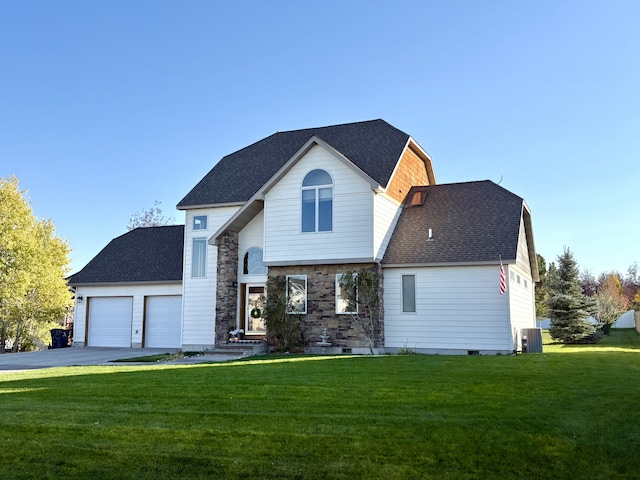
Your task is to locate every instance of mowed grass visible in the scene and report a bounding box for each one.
[1,331,639,479]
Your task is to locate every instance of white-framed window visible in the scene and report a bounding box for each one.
[402,274,416,313]
[301,169,333,233]
[191,238,207,277]
[286,275,307,314]
[193,215,207,230]
[243,247,267,275]
[336,273,357,314]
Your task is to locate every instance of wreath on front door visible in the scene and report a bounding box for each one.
[250,306,262,319]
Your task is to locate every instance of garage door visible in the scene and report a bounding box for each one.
[88,297,133,347]
[144,295,182,348]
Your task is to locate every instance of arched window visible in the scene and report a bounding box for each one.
[301,169,333,232]
[243,247,267,275]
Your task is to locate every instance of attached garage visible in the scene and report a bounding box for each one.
[144,295,182,348]
[87,297,133,347]
[67,226,185,348]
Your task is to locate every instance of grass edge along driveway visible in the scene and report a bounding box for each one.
[0,330,639,479]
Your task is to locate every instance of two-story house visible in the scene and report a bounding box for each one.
[69,119,538,354]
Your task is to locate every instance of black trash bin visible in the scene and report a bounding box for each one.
[50,329,69,349]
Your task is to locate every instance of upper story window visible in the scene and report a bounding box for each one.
[301,169,333,233]
[193,215,207,230]
[192,238,207,278]
[243,247,267,275]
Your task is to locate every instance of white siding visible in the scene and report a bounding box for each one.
[383,265,512,353]
[507,264,536,347]
[508,215,536,348]
[181,206,240,348]
[264,145,375,264]
[373,193,402,261]
[73,283,181,347]
[515,217,532,276]
[238,210,265,282]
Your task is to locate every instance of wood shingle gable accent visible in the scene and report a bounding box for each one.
[384,139,435,203]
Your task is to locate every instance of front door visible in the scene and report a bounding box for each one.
[245,285,266,334]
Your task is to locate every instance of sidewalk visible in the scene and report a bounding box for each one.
[0,347,243,372]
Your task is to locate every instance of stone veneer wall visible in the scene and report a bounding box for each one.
[215,231,239,345]
[267,263,384,349]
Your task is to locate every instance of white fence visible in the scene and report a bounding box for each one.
[537,310,637,330]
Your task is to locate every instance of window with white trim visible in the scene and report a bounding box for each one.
[336,273,357,314]
[243,247,267,275]
[402,274,416,313]
[301,169,333,232]
[286,275,307,314]
[193,215,207,230]
[191,238,207,277]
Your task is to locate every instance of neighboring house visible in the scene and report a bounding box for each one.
[69,119,538,354]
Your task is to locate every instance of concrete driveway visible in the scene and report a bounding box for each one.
[0,347,243,372]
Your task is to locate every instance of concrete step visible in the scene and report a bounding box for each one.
[213,341,268,357]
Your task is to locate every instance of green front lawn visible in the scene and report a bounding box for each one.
[1,331,639,479]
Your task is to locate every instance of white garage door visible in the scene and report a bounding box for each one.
[145,295,182,348]
[88,297,133,347]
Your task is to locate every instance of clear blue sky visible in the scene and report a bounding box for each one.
[1,1,638,277]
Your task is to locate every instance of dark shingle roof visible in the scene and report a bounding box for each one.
[67,225,184,284]
[382,181,524,265]
[177,119,410,208]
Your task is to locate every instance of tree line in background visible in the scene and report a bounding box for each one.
[536,248,639,343]
[0,176,73,352]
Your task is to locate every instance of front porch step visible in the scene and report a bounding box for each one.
[212,341,268,357]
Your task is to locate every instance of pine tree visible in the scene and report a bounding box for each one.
[534,254,549,318]
[548,247,598,343]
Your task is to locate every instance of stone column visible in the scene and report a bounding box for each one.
[215,231,239,345]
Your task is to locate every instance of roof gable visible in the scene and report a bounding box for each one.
[382,181,528,266]
[67,225,184,285]
[177,119,410,208]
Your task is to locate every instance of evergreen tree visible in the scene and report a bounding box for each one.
[548,247,597,343]
[534,254,549,318]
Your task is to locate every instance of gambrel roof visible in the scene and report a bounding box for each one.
[67,225,184,285]
[177,119,415,208]
[383,180,538,279]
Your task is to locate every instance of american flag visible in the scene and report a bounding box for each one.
[499,265,507,295]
